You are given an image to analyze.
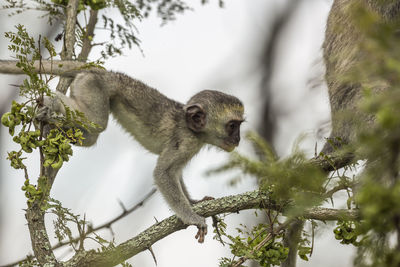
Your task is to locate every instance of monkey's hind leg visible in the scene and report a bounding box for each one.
[37,73,110,146]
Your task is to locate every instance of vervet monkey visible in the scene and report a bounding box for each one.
[36,69,244,243]
[322,0,399,153]
[282,2,399,266]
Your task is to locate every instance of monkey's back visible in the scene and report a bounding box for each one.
[103,72,186,154]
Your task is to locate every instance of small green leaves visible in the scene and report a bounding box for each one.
[13,130,43,153]
[7,151,26,169]
[298,246,311,261]
[21,179,43,205]
[333,221,361,246]
[21,176,52,208]
[42,129,81,169]
[5,25,53,98]
[85,0,107,10]
[1,101,28,136]
[216,219,288,267]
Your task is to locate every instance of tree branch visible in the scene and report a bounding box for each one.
[0,60,89,75]
[25,204,58,265]
[56,0,79,94]
[24,1,80,265]
[65,190,359,267]
[78,9,98,61]
[311,153,355,173]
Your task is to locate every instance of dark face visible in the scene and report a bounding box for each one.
[221,119,243,152]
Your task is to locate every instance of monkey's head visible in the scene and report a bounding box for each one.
[184,90,244,152]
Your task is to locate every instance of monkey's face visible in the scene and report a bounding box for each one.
[203,105,244,152]
[184,91,244,152]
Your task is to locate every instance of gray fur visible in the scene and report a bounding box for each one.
[39,71,244,243]
[322,0,400,153]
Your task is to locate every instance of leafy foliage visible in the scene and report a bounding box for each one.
[216,214,289,267]
[1,26,89,207]
[333,220,361,246]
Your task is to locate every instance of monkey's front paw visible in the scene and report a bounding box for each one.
[195,223,207,243]
[187,216,207,243]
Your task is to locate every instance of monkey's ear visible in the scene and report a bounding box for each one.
[184,104,206,132]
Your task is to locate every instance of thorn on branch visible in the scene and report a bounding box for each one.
[117,198,127,213]
[148,246,157,266]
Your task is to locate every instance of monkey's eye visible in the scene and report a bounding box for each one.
[226,120,240,135]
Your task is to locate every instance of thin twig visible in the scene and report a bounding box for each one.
[324,183,349,199]
[212,215,225,246]
[55,188,157,249]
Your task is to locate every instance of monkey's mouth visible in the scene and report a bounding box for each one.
[221,141,239,152]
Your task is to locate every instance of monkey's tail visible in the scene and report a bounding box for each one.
[0,60,105,77]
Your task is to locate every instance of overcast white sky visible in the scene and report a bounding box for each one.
[0,1,356,266]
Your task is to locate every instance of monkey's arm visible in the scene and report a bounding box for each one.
[154,148,207,243]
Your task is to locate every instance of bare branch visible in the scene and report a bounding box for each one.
[62,0,79,60]
[0,60,89,75]
[324,183,350,199]
[302,207,359,221]
[78,9,98,61]
[56,0,79,94]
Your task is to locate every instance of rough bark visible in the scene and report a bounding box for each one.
[0,60,98,75]
[78,9,98,61]
[56,0,79,94]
